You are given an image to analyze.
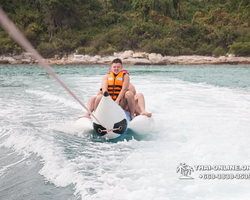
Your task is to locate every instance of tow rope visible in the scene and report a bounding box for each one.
[0,7,106,133]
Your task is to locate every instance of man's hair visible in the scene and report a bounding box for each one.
[111,58,122,64]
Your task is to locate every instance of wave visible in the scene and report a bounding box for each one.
[26,89,83,110]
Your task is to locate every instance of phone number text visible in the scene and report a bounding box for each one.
[199,173,250,180]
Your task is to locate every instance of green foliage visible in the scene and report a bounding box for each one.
[213,46,226,57]
[236,30,250,43]
[76,47,86,55]
[1,0,250,57]
[102,11,129,26]
[229,42,250,56]
[85,47,98,56]
[99,45,117,55]
[51,30,79,55]
[77,46,98,56]
[76,46,98,55]
[37,42,56,58]
[0,32,21,54]
[139,39,166,54]
[198,43,215,56]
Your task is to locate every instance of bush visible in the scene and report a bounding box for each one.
[76,46,98,55]
[106,26,131,51]
[139,38,181,56]
[229,42,250,56]
[197,43,214,55]
[130,21,164,40]
[76,47,86,54]
[102,11,127,25]
[84,47,98,56]
[24,23,44,47]
[52,38,77,55]
[139,39,166,54]
[0,32,21,55]
[89,26,132,52]
[99,46,117,56]
[37,42,56,58]
[213,46,226,57]
[180,47,195,55]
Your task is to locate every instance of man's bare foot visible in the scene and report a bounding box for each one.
[140,111,152,118]
[130,115,134,120]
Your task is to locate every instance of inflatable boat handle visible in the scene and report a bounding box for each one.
[104,91,109,97]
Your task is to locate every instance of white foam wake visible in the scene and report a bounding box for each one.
[26,89,82,110]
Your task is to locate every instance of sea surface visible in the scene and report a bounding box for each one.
[1,64,250,200]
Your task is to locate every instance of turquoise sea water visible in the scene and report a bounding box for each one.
[1,64,250,200]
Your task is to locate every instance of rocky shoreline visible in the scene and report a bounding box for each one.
[1,50,250,65]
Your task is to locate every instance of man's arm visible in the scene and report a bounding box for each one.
[101,74,109,93]
[115,74,129,104]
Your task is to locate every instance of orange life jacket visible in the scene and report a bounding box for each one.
[108,71,125,100]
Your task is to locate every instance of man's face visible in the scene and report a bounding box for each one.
[111,63,122,75]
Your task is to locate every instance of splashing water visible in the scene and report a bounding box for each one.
[1,65,250,200]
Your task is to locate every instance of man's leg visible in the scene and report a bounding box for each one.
[94,94,103,110]
[120,91,135,120]
[78,96,96,119]
[135,93,152,117]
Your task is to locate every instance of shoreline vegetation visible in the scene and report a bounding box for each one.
[1,51,250,65]
[1,1,250,64]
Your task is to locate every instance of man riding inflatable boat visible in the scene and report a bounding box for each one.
[74,58,152,140]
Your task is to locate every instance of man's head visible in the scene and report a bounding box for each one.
[111,58,123,75]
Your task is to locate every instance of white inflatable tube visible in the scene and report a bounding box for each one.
[74,117,93,135]
[128,115,152,136]
[92,91,129,139]
[74,91,152,140]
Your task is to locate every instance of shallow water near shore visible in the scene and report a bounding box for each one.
[1,64,250,200]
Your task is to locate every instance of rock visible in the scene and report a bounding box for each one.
[148,53,163,64]
[132,52,148,59]
[72,54,90,62]
[97,56,116,64]
[122,58,151,65]
[73,54,83,60]
[54,54,60,60]
[13,55,23,60]
[88,55,102,63]
[0,59,9,64]
[113,52,123,57]
[89,56,99,63]
[3,57,17,64]
[23,52,33,59]
[61,57,68,61]
[2,51,250,65]
[121,50,133,59]
[94,55,101,59]
[21,59,32,64]
[227,53,235,57]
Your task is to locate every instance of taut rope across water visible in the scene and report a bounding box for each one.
[0,7,103,126]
